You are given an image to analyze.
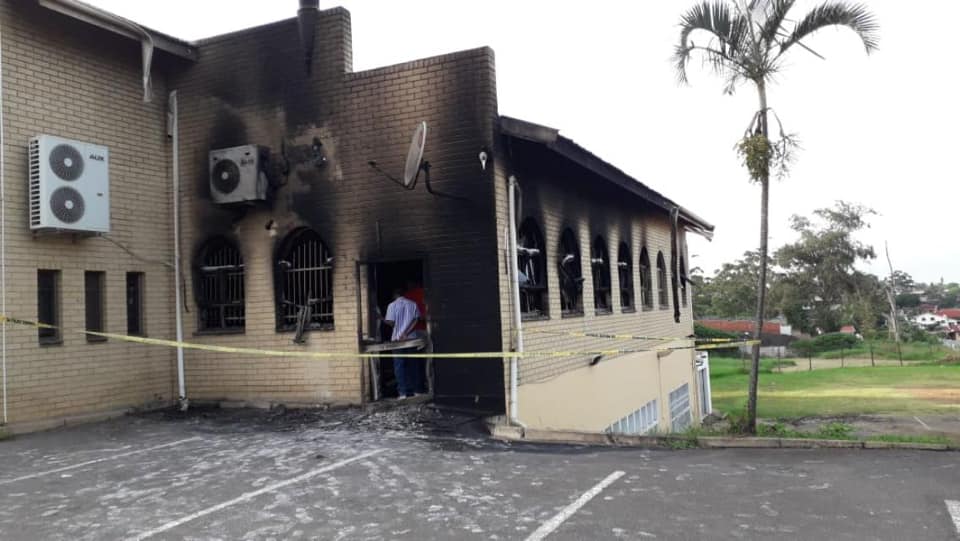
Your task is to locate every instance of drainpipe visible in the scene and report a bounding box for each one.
[169,91,187,410]
[298,0,319,75]
[0,18,7,425]
[507,175,526,428]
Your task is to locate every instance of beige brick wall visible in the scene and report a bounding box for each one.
[494,145,700,427]
[0,3,176,428]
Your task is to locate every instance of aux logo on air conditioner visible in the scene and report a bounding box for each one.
[89,154,105,162]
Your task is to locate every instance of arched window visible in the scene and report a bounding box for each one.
[679,257,688,307]
[557,228,583,316]
[618,242,634,312]
[639,247,653,310]
[276,228,334,331]
[591,236,612,314]
[518,218,548,317]
[195,237,245,332]
[657,251,669,309]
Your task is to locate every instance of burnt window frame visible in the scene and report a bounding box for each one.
[37,269,61,346]
[126,272,146,336]
[84,271,107,343]
[195,236,246,334]
[275,227,334,332]
[639,247,653,311]
[557,227,584,317]
[518,217,549,320]
[617,242,635,313]
[657,251,669,309]
[591,236,612,315]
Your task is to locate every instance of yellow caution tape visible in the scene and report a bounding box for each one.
[524,328,736,343]
[0,315,759,359]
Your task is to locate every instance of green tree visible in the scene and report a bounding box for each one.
[776,201,878,333]
[697,250,781,319]
[673,0,878,433]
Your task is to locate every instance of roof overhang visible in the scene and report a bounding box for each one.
[500,116,715,239]
[37,0,197,61]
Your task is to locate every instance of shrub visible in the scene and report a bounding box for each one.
[810,332,860,352]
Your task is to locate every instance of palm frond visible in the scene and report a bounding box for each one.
[780,2,879,55]
[673,1,750,84]
[760,0,796,45]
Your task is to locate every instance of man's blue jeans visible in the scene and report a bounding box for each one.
[394,347,423,397]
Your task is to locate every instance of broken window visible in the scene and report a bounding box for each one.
[657,251,669,309]
[679,257,688,308]
[591,236,612,314]
[276,227,334,331]
[518,218,548,318]
[37,269,61,345]
[618,242,634,312]
[84,271,106,342]
[126,272,145,336]
[639,247,653,310]
[557,228,583,316]
[196,237,245,332]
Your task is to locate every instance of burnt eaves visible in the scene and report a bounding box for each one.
[499,115,714,239]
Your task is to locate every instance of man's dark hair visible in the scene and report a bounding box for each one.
[392,287,405,298]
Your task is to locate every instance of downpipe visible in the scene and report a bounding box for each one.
[507,175,526,429]
[169,91,187,411]
[0,17,7,425]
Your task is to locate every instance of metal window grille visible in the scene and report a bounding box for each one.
[557,228,583,315]
[639,247,653,310]
[606,399,659,435]
[126,272,145,336]
[196,238,245,332]
[37,269,60,344]
[669,383,692,431]
[518,218,548,317]
[656,252,669,309]
[84,271,106,342]
[277,228,334,331]
[617,242,633,310]
[591,237,611,313]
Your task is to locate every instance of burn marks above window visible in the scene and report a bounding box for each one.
[618,242,635,312]
[639,247,653,311]
[558,228,583,316]
[591,236,611,314]
[276,227,334,332]
[518,218,548,318]
[196,237,245,333]
[657,251,669,309]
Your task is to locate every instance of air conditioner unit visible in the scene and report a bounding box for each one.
[29,135,110,234]
[209,145,269,204]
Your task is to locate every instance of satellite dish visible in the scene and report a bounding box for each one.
[402,121,427,188]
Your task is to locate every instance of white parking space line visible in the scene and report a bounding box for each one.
[0,437,202,486]
[914,416,932,430]
[525,470,625,541]
[947,500,960,536]
[127,448,385,541]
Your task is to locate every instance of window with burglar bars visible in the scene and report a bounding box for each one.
[617,242,634,312]
[680,258,688,307]
[557,228,583,316]
[196,237,245,332]
[276,228,334,331]
[84,271,106,342]
[639,247,653,310]
[669,383,692,431]
[656,251,669,309]
[126,272,145,336]
[591,236,611,314]
[518,218,548,318]
[606,399,658,435]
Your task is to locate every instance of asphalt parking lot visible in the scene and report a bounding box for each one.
[0,406,958,540]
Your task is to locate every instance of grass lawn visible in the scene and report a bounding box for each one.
[710,356,960,419]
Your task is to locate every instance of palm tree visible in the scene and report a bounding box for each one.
[673,0,878,433]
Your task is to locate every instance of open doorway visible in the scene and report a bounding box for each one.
[357,259,429,400]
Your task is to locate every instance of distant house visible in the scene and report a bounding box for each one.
[698,320,783,336]
[839,325,857,335]
[914,312,948,328]
[937,308,960,321]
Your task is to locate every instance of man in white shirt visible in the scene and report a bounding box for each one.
[384,287,421,398]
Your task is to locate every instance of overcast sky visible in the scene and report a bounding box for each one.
[86,0,959,284]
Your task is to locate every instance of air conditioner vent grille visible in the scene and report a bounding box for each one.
[49,186,85,224]
[49,144,84,181]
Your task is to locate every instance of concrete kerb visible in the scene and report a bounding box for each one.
[487,424,957,452]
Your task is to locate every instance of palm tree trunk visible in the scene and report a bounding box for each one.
[746,82,770,435]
